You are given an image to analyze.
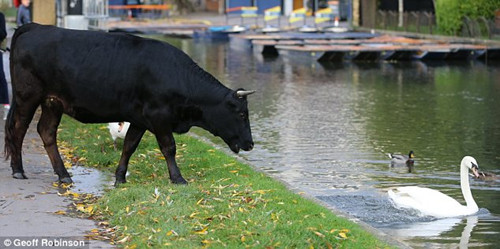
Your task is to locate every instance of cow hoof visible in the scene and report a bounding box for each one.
[172,177,188,185]
[114,179,126,187]
[12,173,28,179]
[59,177,73,184]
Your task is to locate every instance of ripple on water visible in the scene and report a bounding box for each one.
[317,194,435,226]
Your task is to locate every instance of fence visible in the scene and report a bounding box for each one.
[375,10,500,40]
[108,4,170,20]
[375,10,435,34]
[461,16,500,39]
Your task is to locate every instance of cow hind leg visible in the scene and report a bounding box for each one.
[5,98,39,179]
[37,98,72,183]
[115,125,145,186]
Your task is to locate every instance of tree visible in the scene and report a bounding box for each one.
[173,0,195,14]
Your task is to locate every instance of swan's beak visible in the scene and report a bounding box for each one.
[471,163,480,178]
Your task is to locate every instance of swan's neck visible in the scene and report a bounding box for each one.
[460,163,478,211]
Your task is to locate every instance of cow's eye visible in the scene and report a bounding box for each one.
[239,112,246,119]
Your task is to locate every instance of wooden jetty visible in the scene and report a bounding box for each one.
[232,33,500,62]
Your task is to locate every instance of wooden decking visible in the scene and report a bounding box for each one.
[231,33,500,61]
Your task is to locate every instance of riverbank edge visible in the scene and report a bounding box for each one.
[189,133,411,249]
[56,116,400,248]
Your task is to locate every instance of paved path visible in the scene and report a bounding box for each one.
[0,30,112,248]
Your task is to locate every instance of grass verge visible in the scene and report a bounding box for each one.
[58,116,390,248]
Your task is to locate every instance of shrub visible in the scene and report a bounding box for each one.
[435,0,499,35]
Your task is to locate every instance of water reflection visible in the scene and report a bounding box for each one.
[383,216,478,248]
[152,36,500,248]
[390,218,465,237]
[68,166,113,195]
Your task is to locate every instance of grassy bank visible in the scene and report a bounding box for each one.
[58,116,390,248]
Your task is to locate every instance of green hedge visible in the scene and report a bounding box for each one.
[435,0,500,35]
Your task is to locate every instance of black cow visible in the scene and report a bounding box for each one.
[5,23,254,185]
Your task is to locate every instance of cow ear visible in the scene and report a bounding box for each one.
[226,99,239,111]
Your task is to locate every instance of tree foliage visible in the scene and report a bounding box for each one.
[173,0,195,14]
[435,0,500,35]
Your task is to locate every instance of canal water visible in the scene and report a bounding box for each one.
[155,36,500,248]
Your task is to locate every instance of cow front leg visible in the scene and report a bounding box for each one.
[37,100,71,183]
[115,125,145,186]
[155,132,187,184]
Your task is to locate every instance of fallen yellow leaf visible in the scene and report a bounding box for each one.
[166,230,178,236]
[193,226,208,235]
[86,205,94,214]
[116,236,129,244]
[76,204,86,212]
[196,198,204,205]
[314,231,325,238]
[98,221,109,226]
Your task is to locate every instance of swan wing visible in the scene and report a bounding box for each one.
[388,186,465,217]
[108,122,130,140]
[108,123,120,140]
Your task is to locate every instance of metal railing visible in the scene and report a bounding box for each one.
[375,10,435,34]
[375,10,500,40]
[461,16,500,39]
[84,0,108,31]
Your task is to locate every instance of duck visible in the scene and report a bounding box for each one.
[472,170,499,181]
[388,156,480,218]
[108,122,130,149]
[387,150,415,166]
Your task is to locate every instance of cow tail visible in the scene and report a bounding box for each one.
[3,25,31,160]
[4,97,16,160]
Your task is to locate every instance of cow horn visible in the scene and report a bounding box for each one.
[236,90,255,97]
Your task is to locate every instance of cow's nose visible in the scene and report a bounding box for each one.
[247,142,254,151]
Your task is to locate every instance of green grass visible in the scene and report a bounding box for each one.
[0,6,18,19]
[58,116,390,248]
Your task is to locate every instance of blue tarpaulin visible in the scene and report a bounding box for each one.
[227,0,252,9]
[256,0,281,14]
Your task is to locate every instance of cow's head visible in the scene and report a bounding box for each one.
[205,89,255,153]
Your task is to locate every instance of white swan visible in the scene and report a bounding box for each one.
[388,156,480,218]
[108,122,130,149]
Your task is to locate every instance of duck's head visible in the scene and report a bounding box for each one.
[408,151,415,158]
[462,156,480,178]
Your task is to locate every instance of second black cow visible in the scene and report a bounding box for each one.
[5,23,254,185]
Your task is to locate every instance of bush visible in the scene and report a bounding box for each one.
[435,0,499,35]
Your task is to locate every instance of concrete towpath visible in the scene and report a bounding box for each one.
[0,119,112,249]
[0,29,112,248]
